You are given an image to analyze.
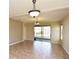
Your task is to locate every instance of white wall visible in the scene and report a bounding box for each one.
[61,16,69,54]
[51,23,61,44]
[9,20,61,45]
[23,22,61,44]
[9,20,23,45]
[22,23,27,40]
[22,23,34,40]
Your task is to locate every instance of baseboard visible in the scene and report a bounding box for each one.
[9,40,24,46]
[52,41,61,44]
[62,46,69,55]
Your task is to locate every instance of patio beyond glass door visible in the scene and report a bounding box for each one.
[34,26,51,40]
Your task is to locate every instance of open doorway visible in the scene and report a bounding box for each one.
[34,25,51,41]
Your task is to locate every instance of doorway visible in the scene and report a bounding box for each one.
[34,25,51,41]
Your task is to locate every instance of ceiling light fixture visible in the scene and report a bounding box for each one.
[35,20,40,25]
[34,17,40,25]
[28,0,40,18]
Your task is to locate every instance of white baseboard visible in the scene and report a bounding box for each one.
[62,46,69,55]
[9,40,24,46]
[52,41,61,44]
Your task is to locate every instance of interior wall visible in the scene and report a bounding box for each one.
[22,23,34,40]
[22,22,61,44]
[22,23,27,40]
[9,20,23,45]
[9,19,61,45]
[61,16,69,54]
[51,23,61,44]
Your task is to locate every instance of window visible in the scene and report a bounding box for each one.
[60,25,63,40]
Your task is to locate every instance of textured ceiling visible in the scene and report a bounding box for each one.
[9,0,69,22]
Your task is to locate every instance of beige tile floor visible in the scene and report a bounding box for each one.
[9,40,69,59]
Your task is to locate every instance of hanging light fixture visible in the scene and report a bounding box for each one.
[28,0,40,18]
[34,17,40,25]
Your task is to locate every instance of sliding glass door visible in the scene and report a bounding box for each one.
[43,26,50,39]
[34,26,51,39]
[34,27,42,38]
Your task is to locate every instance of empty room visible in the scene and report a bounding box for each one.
[9,0,69,59]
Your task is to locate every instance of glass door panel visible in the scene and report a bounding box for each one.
[34,26,51,39]
[43,26,50,39]
[34,27,42,38]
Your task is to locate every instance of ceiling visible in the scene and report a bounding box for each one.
[9,0,69,23]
